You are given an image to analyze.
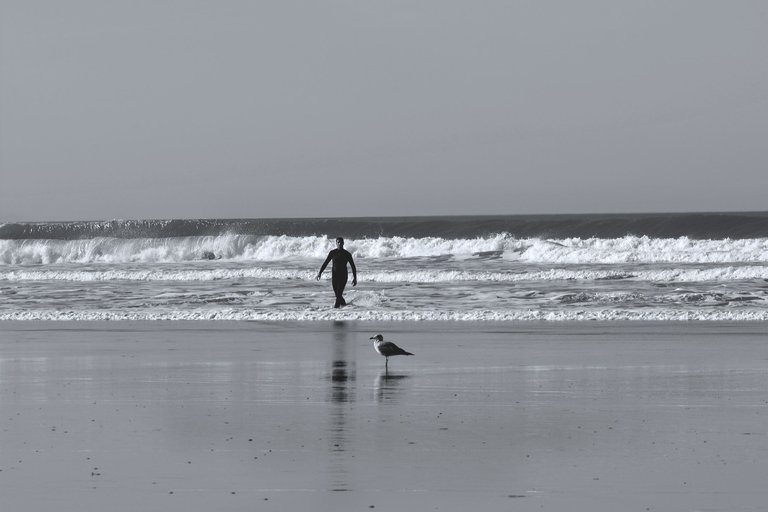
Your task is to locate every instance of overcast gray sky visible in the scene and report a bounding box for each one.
[1,1,766,221]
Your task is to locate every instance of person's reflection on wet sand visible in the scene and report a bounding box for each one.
[327,321,355,491]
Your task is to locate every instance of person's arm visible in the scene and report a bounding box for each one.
[317,252,333,280]
[348,252,357,286]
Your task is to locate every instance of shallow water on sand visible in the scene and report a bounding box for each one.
[2,321,768,511]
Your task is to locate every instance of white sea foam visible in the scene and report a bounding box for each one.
[4,265,768,283]
[0,267,314,282]
[4,235,768,265]
[3,308,768,322]
[513,236,768,264]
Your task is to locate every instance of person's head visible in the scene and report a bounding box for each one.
[335,237,344,248]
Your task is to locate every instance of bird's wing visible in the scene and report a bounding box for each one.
[381,342,412,356]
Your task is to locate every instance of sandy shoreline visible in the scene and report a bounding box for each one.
[2,320,768,511]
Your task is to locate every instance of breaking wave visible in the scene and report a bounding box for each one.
[3,234,768,266]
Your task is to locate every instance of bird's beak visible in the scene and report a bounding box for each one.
[369,336,375,340]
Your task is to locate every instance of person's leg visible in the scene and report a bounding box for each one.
[332,271,348,308]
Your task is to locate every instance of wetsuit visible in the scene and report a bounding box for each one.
[319,248,357,308]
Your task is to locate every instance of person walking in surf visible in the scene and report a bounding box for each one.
[316,237,357,308]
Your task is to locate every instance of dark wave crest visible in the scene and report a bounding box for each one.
[3,211,768,240]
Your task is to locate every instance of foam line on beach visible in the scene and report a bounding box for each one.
[3,308,768,322]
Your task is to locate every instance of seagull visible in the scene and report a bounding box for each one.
[370,334,414,369]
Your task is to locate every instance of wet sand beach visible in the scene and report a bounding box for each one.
[2,321,768,511]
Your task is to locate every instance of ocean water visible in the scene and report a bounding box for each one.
[3,212,768,321]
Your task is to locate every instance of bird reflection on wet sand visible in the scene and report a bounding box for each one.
[374,370,410,403]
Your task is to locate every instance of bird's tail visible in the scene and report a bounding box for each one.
[403,351,414,356]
